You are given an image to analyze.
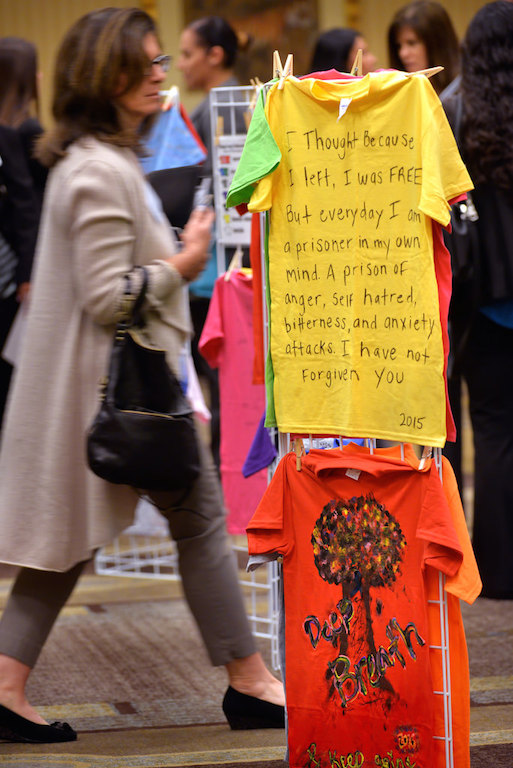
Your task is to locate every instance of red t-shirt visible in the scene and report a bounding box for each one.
[247,444,463,768]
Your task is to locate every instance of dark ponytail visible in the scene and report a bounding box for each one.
[189,16,240,68]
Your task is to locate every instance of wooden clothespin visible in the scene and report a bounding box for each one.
[248,77,263,114]
[273,50,282,79]
[244,78,262,130]
[214,115,224,146]
[224,246,243,281]
[405,65,443,80]
[161,85,179,112]
[365,438,376,455]
[350,49,363,76]
[273,50,293,90]
[418,445,432,470]
[292,438,305,471]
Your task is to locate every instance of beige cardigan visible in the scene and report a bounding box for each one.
[0,137,189,571]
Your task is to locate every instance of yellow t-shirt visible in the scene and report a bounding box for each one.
[232,72,472,444]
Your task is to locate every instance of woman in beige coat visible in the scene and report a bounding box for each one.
[0,7,284,743]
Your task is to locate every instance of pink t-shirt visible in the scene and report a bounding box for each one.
[199,270,267,533]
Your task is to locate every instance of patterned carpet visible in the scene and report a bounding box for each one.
[0,545,512,767]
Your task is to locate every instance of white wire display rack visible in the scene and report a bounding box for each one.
[432,448,454,768]
[209,84,254,274]
[274,434,454,765]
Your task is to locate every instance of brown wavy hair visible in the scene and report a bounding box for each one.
[37,7,160,168]
[387,1,459,94]
[460,1,513,192]
[0,36,39,127]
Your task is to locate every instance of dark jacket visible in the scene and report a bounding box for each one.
[442,89,513,306]
[17,117,47,218]
[0,124,39,285]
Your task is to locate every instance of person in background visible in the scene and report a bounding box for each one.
[310,27,377,75]
[387,0,462,477]
[387,0,460,94]
[0,7,284,744]
[178,16,247,178]
[0,38,47,234]
[0,37,45,427]
[442,1,513,600]
[177,16,249,470]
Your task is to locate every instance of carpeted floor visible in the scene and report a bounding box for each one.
[462,598,513,766]
[0,548,512,767]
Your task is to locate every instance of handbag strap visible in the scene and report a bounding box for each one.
[120,266,149,327]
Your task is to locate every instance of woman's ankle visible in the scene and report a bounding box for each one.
[0,654,47,722]
[225,653,284,705]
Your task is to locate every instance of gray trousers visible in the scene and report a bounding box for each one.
[0,438,256,668]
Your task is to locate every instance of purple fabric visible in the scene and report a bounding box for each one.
[242,412,277,477]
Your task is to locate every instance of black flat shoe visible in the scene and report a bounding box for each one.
[0,703,77,743]
[222,686,285,730]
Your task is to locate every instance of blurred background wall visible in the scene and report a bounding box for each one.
[0,0,489,128]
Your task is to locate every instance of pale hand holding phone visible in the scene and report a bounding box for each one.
[168,206,214,282]
[192,177,213,210]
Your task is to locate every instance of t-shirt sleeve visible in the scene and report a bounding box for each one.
[246,453,290,555]
[418,77,473,227]
[198,277,223,368]
[417,463,463,576]
[441,457,482,603]
[226,88,281,209]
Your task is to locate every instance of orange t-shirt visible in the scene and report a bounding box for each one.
[247,444,463,768]
[367,446,481,767]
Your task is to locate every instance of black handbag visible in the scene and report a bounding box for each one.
[147,164,201,230]
[445,188,481,309]
[443,91,481,288]
[86,267,200,492]
[442,91,482,371]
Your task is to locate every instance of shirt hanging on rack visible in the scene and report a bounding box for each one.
[227,71,472,444]
[247,443,466,767]
[199,269,267,534]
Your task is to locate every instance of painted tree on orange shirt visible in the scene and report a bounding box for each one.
[311,493,406,694]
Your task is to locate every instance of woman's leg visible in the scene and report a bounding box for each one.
[153,436,284,708]
[0,559,88,723]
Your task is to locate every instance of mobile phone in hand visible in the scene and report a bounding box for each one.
[193,177,213,209]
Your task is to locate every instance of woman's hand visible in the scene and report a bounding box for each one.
[168,207,215,282]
